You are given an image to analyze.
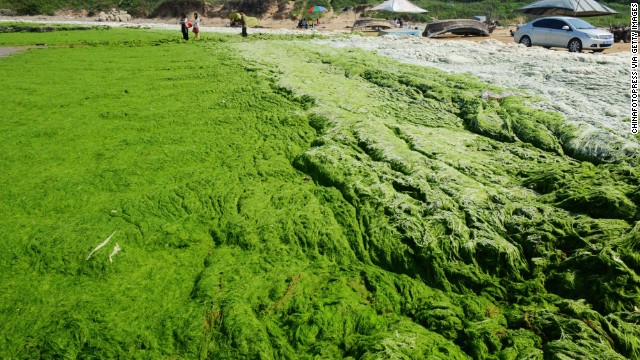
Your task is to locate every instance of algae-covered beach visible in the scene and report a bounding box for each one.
[0,25,638,359]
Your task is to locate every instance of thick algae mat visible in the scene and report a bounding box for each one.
[0,29,639,359]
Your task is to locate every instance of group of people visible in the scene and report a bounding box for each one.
[181,12,249,39]
[297,18,320,29]
[179,12,201,41]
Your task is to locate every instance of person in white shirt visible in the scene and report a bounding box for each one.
[193,12,201,40]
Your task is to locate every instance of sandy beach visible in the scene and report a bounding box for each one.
[0,12,631,54]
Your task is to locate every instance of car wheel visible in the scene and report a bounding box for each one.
[568,38,582,53]
[624,31,631,43]
[519,36,532,47]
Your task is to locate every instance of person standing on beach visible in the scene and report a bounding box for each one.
[193,12,201,40]
[240,12,248,37]
[180,13,189,41]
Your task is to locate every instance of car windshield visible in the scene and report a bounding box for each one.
[565,18,596,30]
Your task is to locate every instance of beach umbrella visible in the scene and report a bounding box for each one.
[370,0,428,13]
[307,6,328,13]
[515,0,618,17]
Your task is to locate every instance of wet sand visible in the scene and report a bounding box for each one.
[0,45,48,58]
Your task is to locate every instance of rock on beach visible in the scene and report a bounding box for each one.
[97,9,132,22]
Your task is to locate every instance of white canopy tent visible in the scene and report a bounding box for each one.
[515,0,618,17]
[370,0,428,13]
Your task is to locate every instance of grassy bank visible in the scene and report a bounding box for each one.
[0,27,639,359]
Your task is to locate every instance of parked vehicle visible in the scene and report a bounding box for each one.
[513,16,614,53]
[609,24,631,43]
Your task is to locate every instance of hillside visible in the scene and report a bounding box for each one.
[0,0,631,26]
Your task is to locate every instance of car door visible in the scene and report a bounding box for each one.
[530,19,553,46]
[546,19,573,47]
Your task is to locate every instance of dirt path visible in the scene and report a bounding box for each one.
[0,47,22,57]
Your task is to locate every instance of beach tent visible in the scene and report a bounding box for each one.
[515,0,618,17]
[370,0,428,13]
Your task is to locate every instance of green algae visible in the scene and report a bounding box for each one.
[0,29,639,359]
[234,39,640,357]
[0,26,178,46]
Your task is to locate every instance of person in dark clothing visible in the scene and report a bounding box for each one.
[240,12,248,37]
[180,13,189,40]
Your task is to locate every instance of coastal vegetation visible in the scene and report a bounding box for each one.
[0,25,638,359]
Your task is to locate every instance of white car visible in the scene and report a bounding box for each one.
[513,16,614,53]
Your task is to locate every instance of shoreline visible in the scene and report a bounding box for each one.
[0,15,631,54]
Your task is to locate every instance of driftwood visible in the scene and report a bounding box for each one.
[86,231,116,260]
